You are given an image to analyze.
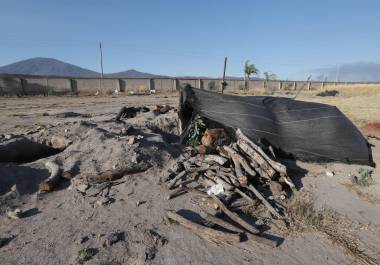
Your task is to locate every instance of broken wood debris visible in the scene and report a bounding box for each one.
[164,128,294,247]
[166,211,241,245]
[38,161,62,192]
[153,104,174,115]
[83,162,151,184]
[115,106,150,122]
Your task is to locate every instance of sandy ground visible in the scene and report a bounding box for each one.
[0,94,379,265]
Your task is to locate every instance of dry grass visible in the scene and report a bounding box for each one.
[299,84,380,127]
[341,183,380,207]
[288,191,378,265]
[226,84,380,127]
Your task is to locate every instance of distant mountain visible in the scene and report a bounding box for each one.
[0,58,99,77]
[313,62,380,82]
[0,57,166,78]
[105,69,167,78]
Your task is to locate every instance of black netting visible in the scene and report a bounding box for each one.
[179,85,374,166]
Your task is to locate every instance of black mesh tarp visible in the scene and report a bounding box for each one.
[179,85,373,166]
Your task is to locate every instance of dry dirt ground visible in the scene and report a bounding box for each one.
[0,92,379,265]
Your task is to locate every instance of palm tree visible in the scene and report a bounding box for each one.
[263,71,277,81]
[244,60,258,90]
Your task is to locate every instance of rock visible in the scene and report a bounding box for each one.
[51,135,71,149]
[76,184,89,193]
[120,125,134,135]
[136,200,147,207]
[131,152,138,163]
[326,171,335,177]
[62,171,73,180]
[6,208,23,220]
[77,235,89,244]
[128,136,135,145]
[0,236,14,248]
[4,134,12,140]
[102,231,124,247]
[207,184,225,196]
[95,197,112,206]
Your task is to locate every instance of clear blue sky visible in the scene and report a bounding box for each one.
[1,0,379,79]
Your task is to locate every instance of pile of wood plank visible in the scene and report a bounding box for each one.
[163,128,295,247]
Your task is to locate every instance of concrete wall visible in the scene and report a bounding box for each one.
[46,78,72,94]
[24,78,49,95]
[152,78,175,92]
[0,75,378,96]
[120,78,149,93]
[0,76,22,95]
[74,78,101,94]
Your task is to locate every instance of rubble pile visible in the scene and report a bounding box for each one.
[163,127,295,247]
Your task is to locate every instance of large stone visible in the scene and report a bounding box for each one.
[50,135,71,150]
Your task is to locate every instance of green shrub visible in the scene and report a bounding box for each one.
[351,168,374,186]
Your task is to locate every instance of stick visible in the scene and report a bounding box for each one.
[247,185,282,219]
[203,155,228,165]
[199,208,277,247]
[222,146,247,186]
[234,188,256,204]
[166,211,241,245]
[84,163,150,184]
[218,171,240,186]
[167,170,186,189]
[38,161,62,191]
[214,176,235,191]
[223,146,256,177]
[280,174,295,189]
[167,186,187,200]
[236,129,287,175]
[237,140,274,179]
[199,208,242,234]
[210,194,260,234]
[168,165,212,189]
[174,175,198,189]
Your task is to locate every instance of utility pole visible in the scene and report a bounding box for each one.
[99,42,104,93]
[335,64,340,83]
[221,57,227,94]
[99,42,104,78]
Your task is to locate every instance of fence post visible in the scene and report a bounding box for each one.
[307,81,311,90]
[198,79,203,89]
[321,82,324,89]
[118,79,123,92]
[278,81,282,90]
[293,81,296,90]
[20,78,26,95]
[148,78,154,91]
[45,78,49,96]
[173,79,177,91]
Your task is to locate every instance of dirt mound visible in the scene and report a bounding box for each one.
[361,122,380,139]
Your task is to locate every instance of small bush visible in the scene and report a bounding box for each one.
[185,115,206,146]
[351,168,374,186]
[76,248,98,264]
[316,90,339,97]
[290,197,324,227]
